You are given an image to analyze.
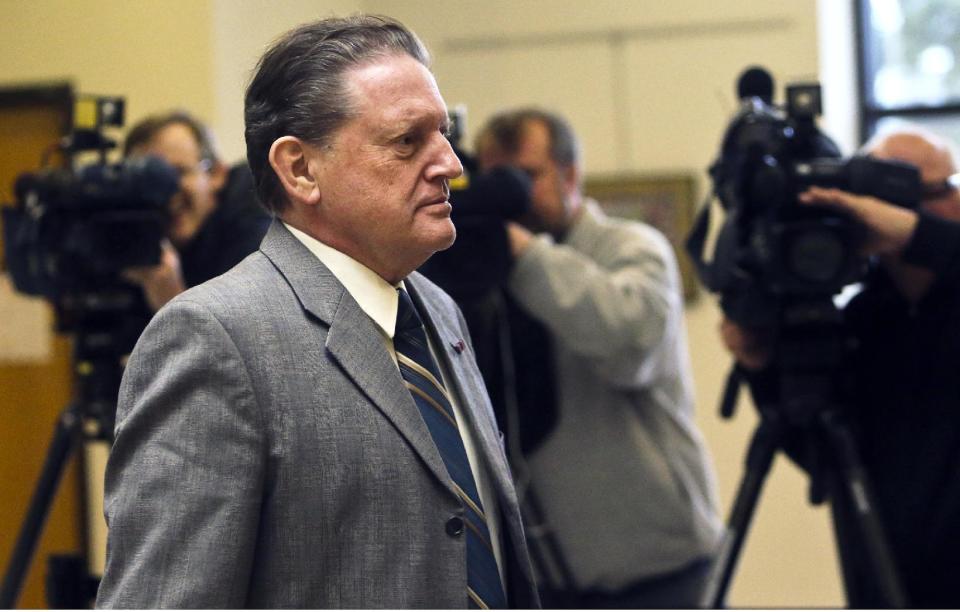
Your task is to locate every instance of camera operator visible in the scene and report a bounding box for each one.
[120,111,270,311]
[476,108,722,608]
[723,127,960,607]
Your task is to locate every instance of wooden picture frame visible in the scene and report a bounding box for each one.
[584,173,700,300]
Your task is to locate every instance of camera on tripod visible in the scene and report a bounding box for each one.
[2,95,179,354]
[0,94,182,609]
[689,66,922,327]
[689,67,917,608]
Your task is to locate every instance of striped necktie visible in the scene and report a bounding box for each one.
[395,287,507,610]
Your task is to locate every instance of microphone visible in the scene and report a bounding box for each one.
[736,66,774,104]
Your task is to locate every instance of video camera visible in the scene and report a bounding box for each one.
[687,66,922,327]
[2,95,178,351]
[687,70,923,607]
[0,96,182,607]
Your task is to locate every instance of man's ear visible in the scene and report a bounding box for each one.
[561,162,580,195]
[268,136,321,206]
[209,159,229,192]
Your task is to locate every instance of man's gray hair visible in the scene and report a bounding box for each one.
[476,108,581,168]
[124,110,219,165]
[244,15,430,213]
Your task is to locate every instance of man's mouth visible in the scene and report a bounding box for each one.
[421,193,450,208]
[168,195,189,217]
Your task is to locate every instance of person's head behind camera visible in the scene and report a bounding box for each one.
[865,127,960,223]
[124,111,227,248]
[476,108,582,238]
[848,126,960,303]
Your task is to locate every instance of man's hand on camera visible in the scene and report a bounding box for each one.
[506,221,534,258]
[799,186,919,256]
[719,317,775,371]
[121,239,186,312]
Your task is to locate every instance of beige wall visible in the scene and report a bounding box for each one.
[0,1,855,606]
[0,0,214,142]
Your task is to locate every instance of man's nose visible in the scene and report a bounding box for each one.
[429,136,463,181]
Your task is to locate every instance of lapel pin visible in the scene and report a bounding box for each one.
[451,339,466,354]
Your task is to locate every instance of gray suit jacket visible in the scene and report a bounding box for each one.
[96,221,538,608]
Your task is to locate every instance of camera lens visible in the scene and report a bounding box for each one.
[787,227,845,284]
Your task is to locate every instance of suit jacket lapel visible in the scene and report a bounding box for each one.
[259,221,456,497]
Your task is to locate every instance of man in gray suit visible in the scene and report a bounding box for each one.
[96,15,538,608]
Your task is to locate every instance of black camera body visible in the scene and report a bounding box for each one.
[690,73,921,326]
[2,95,179,346]
[4,156,177,299]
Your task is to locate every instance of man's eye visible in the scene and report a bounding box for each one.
[396,134,419,152]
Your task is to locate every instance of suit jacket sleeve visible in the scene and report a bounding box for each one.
[96,299,265,608]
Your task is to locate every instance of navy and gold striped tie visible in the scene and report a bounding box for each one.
[395,287,507,609]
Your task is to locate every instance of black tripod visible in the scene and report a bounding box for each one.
[491,294,580,600]
[700,299,908,608]
[1,312,130,608]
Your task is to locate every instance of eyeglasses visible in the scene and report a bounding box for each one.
[921,173,960,200]
[174,158,213,181]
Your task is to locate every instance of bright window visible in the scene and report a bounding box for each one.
[858,0,960,143]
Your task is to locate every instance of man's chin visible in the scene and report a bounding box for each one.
[418,219,456,251]
[434,226,456,252]
[169,219,199,246]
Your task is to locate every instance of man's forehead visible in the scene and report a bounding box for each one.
[515,120,552,161]
[872,133,956,178]
[136,124,201,163]
[344,55,446,122]
[379,95,448,127]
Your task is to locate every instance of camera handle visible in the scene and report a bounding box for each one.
[719,364,746,419]
[700,366,907,608]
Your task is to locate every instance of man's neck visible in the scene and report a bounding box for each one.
[552,194,584,242]
[280,213,411,285]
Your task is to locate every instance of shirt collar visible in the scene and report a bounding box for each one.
[564,197,604,248]
[283,222,402,338]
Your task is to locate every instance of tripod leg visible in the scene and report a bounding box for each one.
[819,412,908,608]
[517,485,581,606]
[701,412,784,608]
[828,472,882,607]
[0,403,82,609]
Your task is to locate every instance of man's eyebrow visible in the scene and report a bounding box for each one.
[374,117,414,138]
[382,112,449,137]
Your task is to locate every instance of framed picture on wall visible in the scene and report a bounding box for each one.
[584,173,700,300]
